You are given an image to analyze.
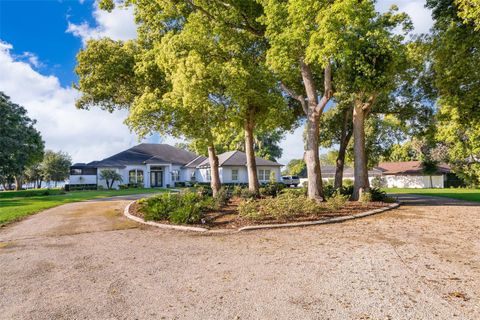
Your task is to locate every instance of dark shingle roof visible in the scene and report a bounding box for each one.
[376,161,451,175]
[197,150,282,168]
[89,143,198,167]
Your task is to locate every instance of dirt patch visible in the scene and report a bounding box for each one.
[130,197,392,230]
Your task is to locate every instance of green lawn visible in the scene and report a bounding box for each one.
[0,188,166,226]
[384,188,480,203]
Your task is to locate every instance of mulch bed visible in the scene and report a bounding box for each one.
[129,197,392,230]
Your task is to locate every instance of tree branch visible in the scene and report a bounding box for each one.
[280,82,307,114]
[315,61,333,114]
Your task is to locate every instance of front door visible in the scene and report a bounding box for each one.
[150,170,163,187]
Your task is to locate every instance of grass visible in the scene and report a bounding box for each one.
[0,188,167,226]
[384,188,480,203]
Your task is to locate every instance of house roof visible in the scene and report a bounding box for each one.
[376,161,451,175]
[197,150,282,168]
[88,143,198,167]
[184,155,208,168]
[319,165,382,178]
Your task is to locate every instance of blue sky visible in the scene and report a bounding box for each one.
[0,0,94,86]
[0,0,433,164]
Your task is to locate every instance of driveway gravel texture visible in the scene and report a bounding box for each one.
[0,194,479,320]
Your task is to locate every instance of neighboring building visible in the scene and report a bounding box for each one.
[68,144,282,189]
[196,150,283,184]
[375,161,452,188]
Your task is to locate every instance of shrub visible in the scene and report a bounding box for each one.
[326,191,349,210]
[232,185,243,197]
[360,191,372,203]
[240,188,258,200]
[138,191,210,224]
[259,182,285,197]
[238,199,262,220]
[213,187,231,207]
[281,187,307,197]
[239,193,325,221]
[370,187,388,202]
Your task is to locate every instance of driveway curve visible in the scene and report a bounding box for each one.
[0,194,479,319]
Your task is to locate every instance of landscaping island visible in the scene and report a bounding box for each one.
[129,184,397,230]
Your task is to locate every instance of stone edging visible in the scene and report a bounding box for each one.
[124,200,400,233]
[123,201,209,232]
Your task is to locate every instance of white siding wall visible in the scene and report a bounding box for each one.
[384,175,444,188]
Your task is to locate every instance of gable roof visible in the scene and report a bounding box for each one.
[90,143,198,167]
[197,150,282,168]
[376,161,451,175]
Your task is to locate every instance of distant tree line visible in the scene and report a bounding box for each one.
[0,93,72,190]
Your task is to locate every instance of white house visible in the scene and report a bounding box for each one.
[68,144,283,189]
[375,161,452,188]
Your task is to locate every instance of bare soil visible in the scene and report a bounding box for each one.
[0,194,479,320]
[130,196,391,229]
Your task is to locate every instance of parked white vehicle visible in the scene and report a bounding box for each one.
[282,175,300,187]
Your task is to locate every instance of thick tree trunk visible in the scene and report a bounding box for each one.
[305,112,323,200]
[14,176,22,191]
[352,100,370,201]
[244,111,260,193]
[207,144,221,196]
[334,108,353,189]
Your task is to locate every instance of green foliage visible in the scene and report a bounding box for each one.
[213,187,231,207]
[369,187,389,202]
[240,189,259,200]
[259,182,285,197]
[138,191,212,224]
[99,169,123,189]
[326,191,349,210]
[359,191,372,204]
[41,150,72,184]
[281,187,308,197]
[282,159,306,176]
[239,193,325,221]
[0,92,44,187]
[232,185,243,197]
[456,0,480,30]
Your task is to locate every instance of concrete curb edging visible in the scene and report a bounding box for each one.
[124,200,399,233]
[123,201,209,232]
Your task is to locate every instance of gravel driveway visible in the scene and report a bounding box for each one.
[0,194,479,320]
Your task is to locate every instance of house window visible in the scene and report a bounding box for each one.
[206,169,211,181]
[190,171,196,182]
[171,170,180,182]
[258,169,271,181]
[231,169,238,181]
[129,169,144,184]
[70,169,82,175]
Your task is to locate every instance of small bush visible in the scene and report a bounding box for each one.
[360,191,372,203]
[239,193,325,221]
[259,182,285,197]
[240,189,259,200]
[232,185,243,197]
[281,187,307,197]
[138,191,210,224]
[370,187,388,202]
[326,191,349,210]
[214,187,231,207]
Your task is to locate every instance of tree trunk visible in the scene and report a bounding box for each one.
[244,110,260,193]
[352,100,370,201]
[334,109,353,189]
[305,112,324,200]
[14,176,22,191]
[207,144,221,196]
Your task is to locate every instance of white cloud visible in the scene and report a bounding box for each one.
[66,2,137,44]
[0,40,153,164]
[376,0,433,34]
